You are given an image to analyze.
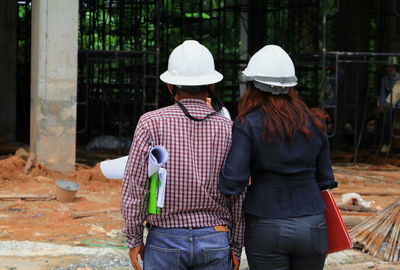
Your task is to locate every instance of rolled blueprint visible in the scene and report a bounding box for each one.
[157,168,167,208]
[148,145,169,177]
[100,156,128,179]
[148,146,169,214]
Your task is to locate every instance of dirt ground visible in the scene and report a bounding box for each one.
[0,155,124,246]
[0,151,400,269]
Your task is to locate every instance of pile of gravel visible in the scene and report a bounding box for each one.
[0,241,249,270]
[51,255,135,270]
[0,241,124,257]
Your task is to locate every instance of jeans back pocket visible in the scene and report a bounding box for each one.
[202,245,230,269]
[144,244,181,270]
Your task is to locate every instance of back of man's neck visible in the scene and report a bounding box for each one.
[175,93,207,102]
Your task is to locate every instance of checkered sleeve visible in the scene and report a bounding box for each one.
[121,117,152,248]
[228,191,246,261]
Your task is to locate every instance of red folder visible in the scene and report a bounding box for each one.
[321,189,352,253]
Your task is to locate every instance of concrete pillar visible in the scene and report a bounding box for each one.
[0,1,17,140]
[30,0,78,172]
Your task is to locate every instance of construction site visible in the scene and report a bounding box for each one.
[1,0,400,269]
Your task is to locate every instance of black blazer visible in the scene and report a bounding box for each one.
[219,109,338,218]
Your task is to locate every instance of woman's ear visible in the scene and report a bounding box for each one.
[209,84,215,91]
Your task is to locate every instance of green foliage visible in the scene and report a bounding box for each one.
[184,12,211,19]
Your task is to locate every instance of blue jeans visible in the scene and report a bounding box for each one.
[144,226,231,270]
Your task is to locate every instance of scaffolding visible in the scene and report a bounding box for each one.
[158,0,246,113]
[14,0,400,158]
[77,0,160,145]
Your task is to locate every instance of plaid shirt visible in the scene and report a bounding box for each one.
[121,98,245,259]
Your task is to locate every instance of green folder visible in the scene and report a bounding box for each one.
[148,172,160,214]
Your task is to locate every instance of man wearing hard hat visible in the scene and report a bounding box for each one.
[379,56,400,108]
[378,56,400,152]
[121,40,243,270]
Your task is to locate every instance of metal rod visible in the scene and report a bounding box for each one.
[354,75,371,164]
[76,52,89,134]
[155,0,160,109]
[391,108,400,139]
[327,54,339,138]
[326,51,400,56]
[353,61,360,164]
[118,55,124,154]
[321,0,327,93]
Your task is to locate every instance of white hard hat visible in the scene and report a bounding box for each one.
[242,45,297,88]
[160,40,223,86]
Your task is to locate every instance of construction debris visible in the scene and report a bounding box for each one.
[341,192,373,208]
[350,199,400,262]
[72,208,119,219]
[342,216,368,228]
[338,192,376,212]
[88,225,106,235]
[23,152,36,175]
[338,204,377,213]
[106,229,124,239]
[0,152,400,269]
[14,148,29,157]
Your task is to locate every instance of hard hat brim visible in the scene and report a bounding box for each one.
[242,71,297,87]
[160,70,223,86]
[255,79,297,88]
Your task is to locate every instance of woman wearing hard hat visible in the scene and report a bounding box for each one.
[219,45,338,270]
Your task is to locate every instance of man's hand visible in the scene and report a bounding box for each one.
[231,250,240,270]
[129,244,144,270]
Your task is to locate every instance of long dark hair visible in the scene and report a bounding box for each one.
[237,84,327,141]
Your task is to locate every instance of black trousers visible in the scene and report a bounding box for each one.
[245,213,327,270]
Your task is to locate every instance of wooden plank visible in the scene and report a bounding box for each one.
[340,211,374,217]
[333,190,400,196]
[0,194,55,201]
[334,169,400,184]
[72,208,119,219]
[338,204,377,212]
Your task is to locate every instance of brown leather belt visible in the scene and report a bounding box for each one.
[214,225,229,232]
